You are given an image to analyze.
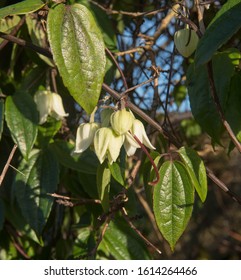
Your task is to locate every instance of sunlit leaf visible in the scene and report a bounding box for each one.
[47,3,106,114]
[178,146,207,202]
[153,161,194,251]
[0,0,45,20]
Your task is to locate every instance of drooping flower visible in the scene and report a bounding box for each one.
[34,90,68,124]
[94,127,124,164]
[124,119,155,156]
[74,122,100,153]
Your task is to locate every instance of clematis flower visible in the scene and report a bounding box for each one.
[74,122,100,153]
[34,90,68,124]
[124,119,155,156]
[94,127,124,164]
[110,108,134,135]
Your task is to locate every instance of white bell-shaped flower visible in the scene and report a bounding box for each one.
[50,93,69,120]
[110,108,134,135]
[34,90,68,124]
[74,122,100,153]
[124,119,155,156]
[34,90,52,124]
[94,127,124,164]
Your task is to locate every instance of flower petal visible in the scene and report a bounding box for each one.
[74,123,99,153]
[51,93,69,119]
[108,130,124,163]
[94,127,112,164]
[132,119,155,150]
[34,90,52,124]
[124,138,137,156]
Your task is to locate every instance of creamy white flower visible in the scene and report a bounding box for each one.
[34,90,68,124]
[74,122,100,153]
[110,108,134,135]
[124,119,155,156]
[94,127,124,164]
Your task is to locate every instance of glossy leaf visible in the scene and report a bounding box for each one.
[47,3,106,114]
[13,149,59,237]
[97,161,111,212]
[178,147,207,202]
[0,99,4,141]
[0,0,45,20]
[100,219,151,260]
[26,14,54,66]
[5,93,38,158]
[153,161,194,251]
[37,118,62,148]
[195,0,241,66]
[49,140,98,174]
[187,49,241,141]
[0,15,21,44]
[108,162,125,186]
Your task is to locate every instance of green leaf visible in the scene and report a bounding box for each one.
[108,162,125,186]
[36,118,62,148]
[178,147,207,202]
[49,140,98,174]
[187,49,241,141]
[0,0,45,20]
[153,161,194,251]
[13,148,59,237]
[0,198,4,231]
[195,0,241,66]
[47,3,106,114]
[100,219,151,260]
[5,93,38,158]
[0,99,4,141]
[0,15,21,44]
[172,84,187,108]
[97,161,111,212]
[26,14,54,66]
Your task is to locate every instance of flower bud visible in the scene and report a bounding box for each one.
[174,29,199,58]
[74,122,100,153]
[110,108,134,135]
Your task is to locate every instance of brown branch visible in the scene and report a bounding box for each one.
[121,207,162,255]
[0,32,52,58]
[0,144,18,186]
[105,48,128,90]
[0,16,26,51]
[207,62,241,154]
[89,0,168,18]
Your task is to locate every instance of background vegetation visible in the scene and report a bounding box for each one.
[0,0,241,259]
